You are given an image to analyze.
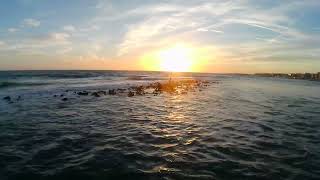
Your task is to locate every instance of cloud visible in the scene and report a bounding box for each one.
[8,28,19,33]
[118,16,185,55]
[79,25,100,32]
[116,1,245,55]
[57,47,73,54]
[115,0,318,66]
[0,32,72,55]
[48,33,70,42]
[23,32,71,46]
[63,25,76,32]
[23,18,41,27]
[197,28,223,33]
[2,0,319,71]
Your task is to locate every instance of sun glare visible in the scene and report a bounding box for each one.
[158,45,193,72]
[140,44,207,72]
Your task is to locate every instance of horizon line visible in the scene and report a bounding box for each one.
[0,69,319,75]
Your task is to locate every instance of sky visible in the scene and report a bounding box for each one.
[0,0,319,73]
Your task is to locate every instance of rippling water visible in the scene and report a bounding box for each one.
[0,71,319,180]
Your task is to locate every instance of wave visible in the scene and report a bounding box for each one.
[0,71,105,79]
[0,81,50,89]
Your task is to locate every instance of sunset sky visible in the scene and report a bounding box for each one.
[0,0,319,73]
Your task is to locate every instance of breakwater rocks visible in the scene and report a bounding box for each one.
[2,95,22,104]
[2,79,218,102]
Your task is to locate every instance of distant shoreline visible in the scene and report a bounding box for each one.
[254,72,320,81]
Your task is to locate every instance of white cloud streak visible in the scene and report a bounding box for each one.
[8,28,19,33]
[23,18,41,27]
[63,25,76,32]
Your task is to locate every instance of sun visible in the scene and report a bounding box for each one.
[158,45,193,72]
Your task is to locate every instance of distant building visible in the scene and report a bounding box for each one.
[256,72,320,81]
[290,73,304,79]
[304,73,312,79]
[311,74,317,80]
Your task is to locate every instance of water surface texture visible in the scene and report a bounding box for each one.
[0,71,319,180]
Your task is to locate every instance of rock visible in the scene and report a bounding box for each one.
[62,98,68,101]
[92,91,107,97]
[98,91,107,95]
[3,96,11,101]
[109,89,116,95]
[153,90,160,96]
[49,79,210,100]
[3,96,13,103]
[77,91,89,96]
[135,86,144,95]
[53,95,58,97]
[117,88,126,93]
[181,91,187,95]
[154,82,163,93]
[92,92,101,97]
[128,91,135,97]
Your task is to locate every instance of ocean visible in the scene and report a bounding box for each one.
[0,70,319,180]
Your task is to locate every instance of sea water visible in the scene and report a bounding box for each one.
[0,71,319,179]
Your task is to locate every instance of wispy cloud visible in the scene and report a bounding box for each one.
[1,0,319,71]
[79,25,100,32]
[8,28,19,33]
[47,33,70,43]
[63,25,76,32]
[0,32,71,55]
[114,0,319,66]
[197,28,224,33]
[115,1,244,55]
[57,47,73,54]
[23,18,41,27]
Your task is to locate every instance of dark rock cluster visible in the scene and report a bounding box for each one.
[2,79,217,102]
[72,79,214,99]
[77,91,89,96]
[92,91,107,97]
[2,95,22,104]
[108,89,116,95]
[3,96,11,101]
